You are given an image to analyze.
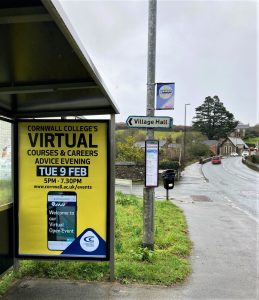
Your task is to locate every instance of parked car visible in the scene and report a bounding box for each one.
[211,156,221,164]
[241,151,249,158]
[230,152,238,157]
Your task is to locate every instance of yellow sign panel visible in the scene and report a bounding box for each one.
[17,121,109,259]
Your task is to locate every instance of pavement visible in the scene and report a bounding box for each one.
[2,163,258,300]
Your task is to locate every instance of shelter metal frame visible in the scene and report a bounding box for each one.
[0,0,118,280]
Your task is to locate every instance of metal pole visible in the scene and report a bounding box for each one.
[143,0,157,250]
[109,114,116,281]
[12,121,19,273]
[183,104,190,165]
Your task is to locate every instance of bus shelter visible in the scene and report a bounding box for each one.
[0,0,118,279]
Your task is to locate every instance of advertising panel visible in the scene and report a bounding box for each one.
[156,83,175,110]
[145,140,159,187]
[16,120,109,260]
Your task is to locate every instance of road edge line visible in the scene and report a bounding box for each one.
[200,163,209,182]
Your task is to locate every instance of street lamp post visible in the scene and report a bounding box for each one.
[183,103,190,165]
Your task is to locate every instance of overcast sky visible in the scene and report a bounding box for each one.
[58,0,258,126]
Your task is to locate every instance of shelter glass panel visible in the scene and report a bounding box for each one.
[0,120,12,205]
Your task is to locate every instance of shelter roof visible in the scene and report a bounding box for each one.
[0,0,119,119]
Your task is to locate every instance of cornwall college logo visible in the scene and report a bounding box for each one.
[80,230,99,252]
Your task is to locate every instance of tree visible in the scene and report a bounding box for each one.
[245,124,259,139]
[188,143,212,158]
[116,136,144,163]
[192,96,238,140]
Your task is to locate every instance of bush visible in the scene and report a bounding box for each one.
[242,157,259,172]
[188,143,211,158]
[251,155,259,164]
[159,160,180,170]
[116,136,144,163]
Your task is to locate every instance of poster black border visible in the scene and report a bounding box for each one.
[14,119,111,262]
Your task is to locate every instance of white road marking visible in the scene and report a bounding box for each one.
[223,195,259,224]
[222,161,252,180]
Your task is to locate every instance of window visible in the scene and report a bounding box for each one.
[0,120,12,205]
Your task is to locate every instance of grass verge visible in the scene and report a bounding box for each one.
[242,157,259,172]
[0,271,15,297]
[115,192,191,284]
[0,192,191,295]
[244,137,259,145]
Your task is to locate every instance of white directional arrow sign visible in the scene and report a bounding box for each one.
[126,116,173,129]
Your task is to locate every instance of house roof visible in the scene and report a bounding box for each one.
[228,137,248,147]
[0,0,119,119]
[202,140,218,146]
[135,140,181,149]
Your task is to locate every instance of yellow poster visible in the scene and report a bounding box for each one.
[17,121,109,259]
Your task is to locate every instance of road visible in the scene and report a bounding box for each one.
[202,157,258,221]
[119,157,258,223]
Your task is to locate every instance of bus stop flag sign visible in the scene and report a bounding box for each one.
[156,83,175,110]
